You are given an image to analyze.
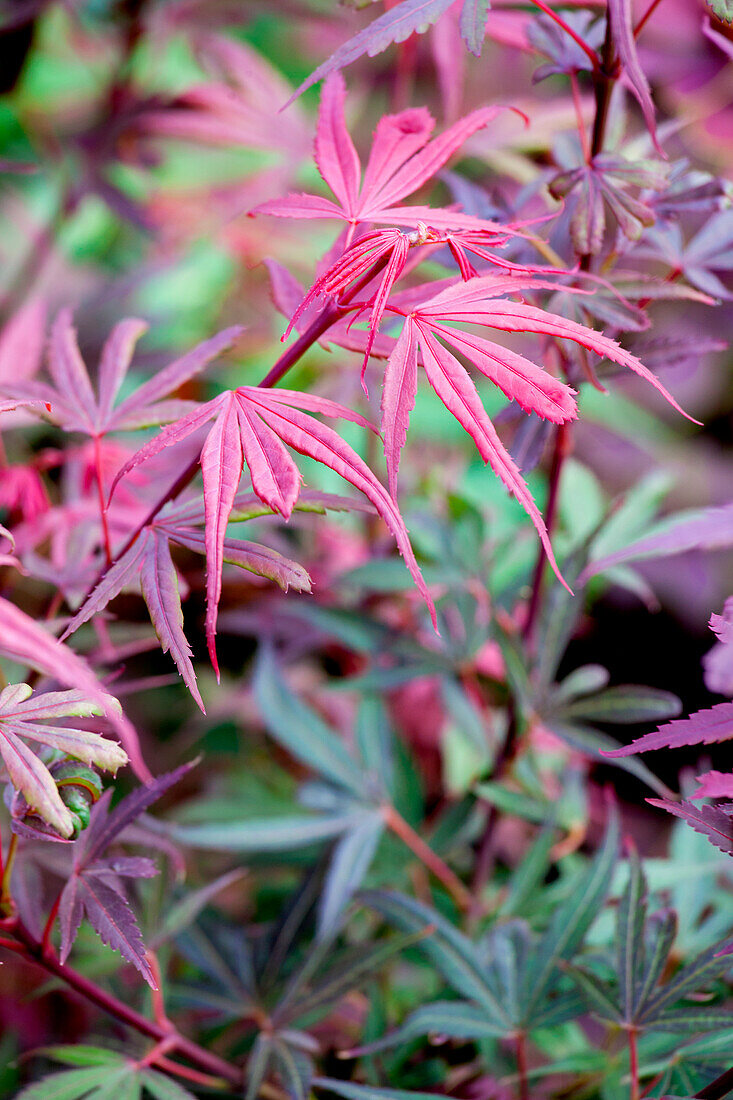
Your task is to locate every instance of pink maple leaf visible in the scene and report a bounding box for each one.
[2,309,243,438]
[61,489,315,713]
[112,387,436,672]
[252,73,520,239]
[278,222,560,390]
[377,274,695,584]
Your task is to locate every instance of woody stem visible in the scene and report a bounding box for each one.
[2,919,242,1088]
[523,4,617,644]
[522,421,571,645]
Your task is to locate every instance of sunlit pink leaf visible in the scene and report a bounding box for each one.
[381,318,418,496]
[96,319,149,428]
[362,108,434,200]
[429,322,577,423]
[249,392,437,628]
[235,396,301,517]
[316,73,362,214]
[416,321,567,589]
[201,393,245,676]
[254,82,513,235]
[247,387,376,431]
[140,529,204,711]
[109,325,243,431]
[253,193,346,220]
[419,285,696,421]
[48,309,97,431]
[361,106,509,215]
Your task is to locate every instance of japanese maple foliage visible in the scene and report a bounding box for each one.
[1,2,733,1100]
[253,72,520,237]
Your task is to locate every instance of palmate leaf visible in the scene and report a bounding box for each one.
[550,155,666,255]
[62,504,311,714]
[559,686,681,725]
[169,812,358,851]
[0,596,147,779]
[571,851,733,1035]
[607,0,661,153]
[148,868,246,950]
[377,274,692,590]
[616,846,646,1019]
[271,1039,314,1100]
[178,654,395,935]
[17,1059,197,1100]
[316,811,385,938]
[286,0,495,99]
[565,964,621,1022]
[113,385,436,662]
[254,646,366,796]
[278,929,430,1025]
[635,909,677,1012]
[582,502,733,582]
[17,1066,132,1100]
[638,937,733,1023]
[648,1007,733,1033]
[498,824,556,918]
[353,999,510,1055]
[540,718,672,797]
[460,0,491,53]
[56,762,195,984]
[59,872,156,985]
[522,806,619,1019]
[246,1034,274,1100]
[1,310,243,437]
[361,889,511,1023]
[260,74,510,230]
[534,547,589,688]
[35,1047,124,1067]
[0,684,127,838]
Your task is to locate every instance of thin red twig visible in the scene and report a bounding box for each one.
[3,921,242,1088]
[634,0,666,38]
[528,0,601,70]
